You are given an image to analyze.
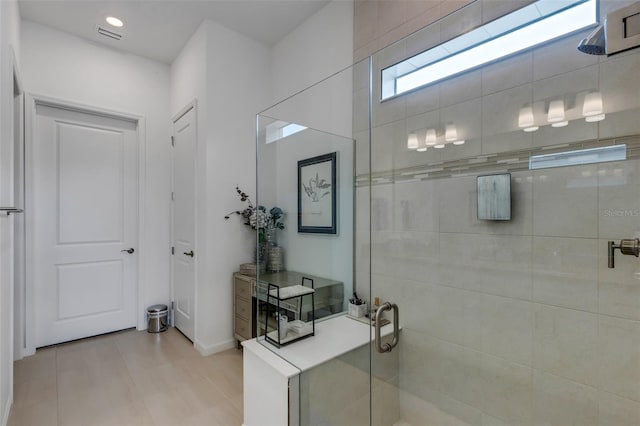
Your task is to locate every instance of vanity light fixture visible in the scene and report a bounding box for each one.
[416,132,428,152]
[586,113,605,122]
[412,125,468,149]
[518,105,539,132]
[445,124,458,142]
[583,91,605,122]
[407,132,419,150]
[548,100,568,127]
[445,124,465,145]
[106,16,124,27]
[425,128,437,147]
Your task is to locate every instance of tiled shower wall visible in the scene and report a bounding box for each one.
[353,0,640,425]
[363,161,640,425]
[353,0,533,62]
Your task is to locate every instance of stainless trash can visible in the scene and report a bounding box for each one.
[147,304,168,333]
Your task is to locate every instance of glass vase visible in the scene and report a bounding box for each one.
[264,226,275,245]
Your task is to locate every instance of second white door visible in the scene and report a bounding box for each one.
[172,105,196,341]
[32,100,139,347]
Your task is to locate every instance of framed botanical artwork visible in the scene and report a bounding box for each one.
[298,152,337,234]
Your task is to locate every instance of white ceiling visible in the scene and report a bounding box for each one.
[18,0,332,64]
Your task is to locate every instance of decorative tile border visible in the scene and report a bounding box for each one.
[356,134,640,186]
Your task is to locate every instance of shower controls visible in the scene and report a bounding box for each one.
[608,238,640,268]
[374,302,399,353]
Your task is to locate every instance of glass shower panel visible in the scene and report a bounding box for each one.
[255,122,354,335]
[367,0,640,425]
[256,59,375,424]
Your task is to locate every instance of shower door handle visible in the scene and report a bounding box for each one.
[608,238,640,268]
[374,302,399,353]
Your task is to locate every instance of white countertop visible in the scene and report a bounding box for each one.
[242,339,301,378]
[242,314,395,374]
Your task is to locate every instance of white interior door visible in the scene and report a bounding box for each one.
[172,105,196,341]
[32,101,138,348]
[13,89,25,359]
[0,56,20,422]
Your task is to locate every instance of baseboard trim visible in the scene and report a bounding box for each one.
[195,338,236,356]
[2,392,12,426]
[15,345,35,360]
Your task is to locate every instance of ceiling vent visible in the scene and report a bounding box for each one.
[97,26,122,41]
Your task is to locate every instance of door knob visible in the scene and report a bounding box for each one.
[184,250,194,257]
[121,248,135,254]
[0,207,24,216]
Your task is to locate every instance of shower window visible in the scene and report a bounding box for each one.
[381,0,598,100]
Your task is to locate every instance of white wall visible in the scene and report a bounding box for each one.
[261,0,355,304]
[201,20,271,353]
[20,21,172,332]
[260,130,354,293]
[170,23,208,347]
[270,0,354,104]
[170,22,206,114]
[169,1,353,352]
[0,0,21,423]
[14,0,353,361]
[170,20,271,354]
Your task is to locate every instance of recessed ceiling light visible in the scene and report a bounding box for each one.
[106,16,124,28]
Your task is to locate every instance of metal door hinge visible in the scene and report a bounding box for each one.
[171,246,175,255]
[171,301,175,310]
[171,136,174,147]
[171,192,174,201]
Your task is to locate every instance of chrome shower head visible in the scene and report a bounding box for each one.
[578,24,606,55]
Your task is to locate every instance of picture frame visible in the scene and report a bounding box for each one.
[298,152,337,234]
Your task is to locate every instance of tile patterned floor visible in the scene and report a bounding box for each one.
[8,328,243,426]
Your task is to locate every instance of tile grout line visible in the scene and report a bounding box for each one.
[11,329,245,426]
[55,347,60,426]
[114,333,158,426]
